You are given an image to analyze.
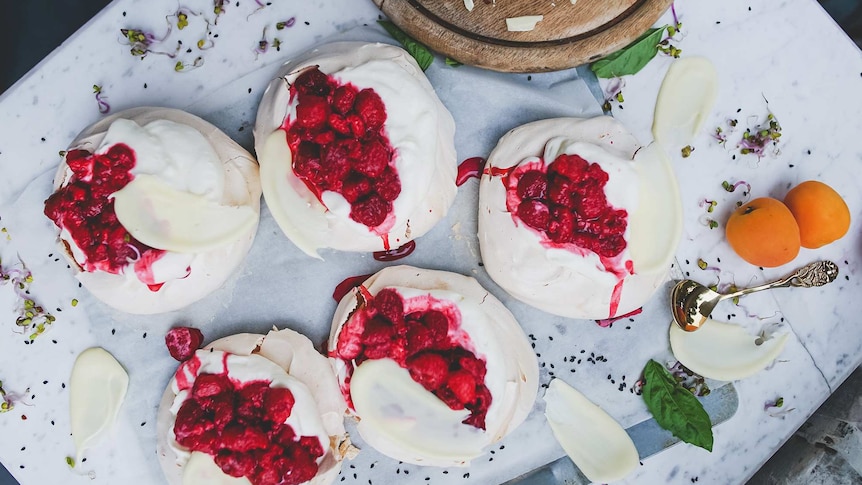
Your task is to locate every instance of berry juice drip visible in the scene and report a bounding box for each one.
[334,288,492,429]
[43,145,167,289]
[373,240,416,262]
[456,157,486,186]
[286,67,402,231]
[332,274,374,303]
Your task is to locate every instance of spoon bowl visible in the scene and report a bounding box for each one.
[671,260,839,332]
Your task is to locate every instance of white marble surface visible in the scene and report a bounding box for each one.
[0,0,860,484]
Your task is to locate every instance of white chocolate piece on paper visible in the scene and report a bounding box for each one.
[70,347,129,462]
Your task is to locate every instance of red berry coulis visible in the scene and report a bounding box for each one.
[456,157,486,186]
[172,353,324,485]
[372,240,416,262]
[284,67,401,233]
[43,145,168,290]
[332,288,492,429]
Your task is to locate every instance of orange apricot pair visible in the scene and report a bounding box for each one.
[725,181,850,267]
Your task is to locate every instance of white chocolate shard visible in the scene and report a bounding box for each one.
[506,15,544,32]
[543,379,638,483]
[669,319,789,381]
[70,347,130,462]
[652,57,718,149]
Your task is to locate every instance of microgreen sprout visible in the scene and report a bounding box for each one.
[93,85,110,114]
[272,38,282,52]
[253,27,270,59]
[765,396,795,417]
[0,381,12,413]
[668,361,710,396]
[707,219,718,229]
[681,145,694,158]
[445,58,463,67]
[276,17,296,30]
[713,127,727,145]
[213,0,227,23]
[120,25,175,58]
[721,180,751,195]
[658,5,683,58]
[66,456,75,468]
[602,77,625,113]
[699,199,717,213]
[739,113,782,158]
[1,258,57,340]
[174,57,204,72]
[764,397,784,410]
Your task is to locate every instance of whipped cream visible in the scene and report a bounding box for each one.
[167,350,328,467]
[478,117,682,319]
[329,265,538,466]
[52,107,261,314]
[254,42,457,257]
[157,329,348,485]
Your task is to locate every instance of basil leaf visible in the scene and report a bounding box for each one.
[642,359,714,451]
[590,26,668,78]
[377,20,434,71]
[445,57,463,68]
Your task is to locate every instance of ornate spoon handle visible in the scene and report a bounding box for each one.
[725,261,839,299]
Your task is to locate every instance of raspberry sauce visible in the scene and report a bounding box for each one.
[172,353,324,485]
[332,274,374,303]
[372,240,416,262]
[456,157,486,186]
[284,67,401,232]
[332,288,492,429]
[43,145,167,289]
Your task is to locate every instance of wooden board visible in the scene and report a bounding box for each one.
[373,0,674,72]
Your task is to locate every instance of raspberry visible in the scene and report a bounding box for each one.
[294,95,329,131]
[335,318,364,360]
[457,354,487,382]
[517,199,550,230]
[293,67,331,96]
[193,374,233,399]
[350,193,390,227]
[445,370,477,405]
[298,436,324,459]
[215,450,258,478]
[354,88,386,130]
[165,327,204,362]
[106,144,136,172]
[292,142,323,183]
[585,161,610,185]
[312,130,335,146]
[463,386,492,429]
[67,156,94,181]
[277,445,320,485]
[346,114,366,138]
[406,352,449,391]
[548,207,575,243]
[221,424,269,452]
[236,381,270,421]
[596,235,626,257]
[341,173,372,203]
[373,166,402,202]
[547,175,576,208]
[331,85,357,114]
[549,154,589,183]
[362,317,395,359]
[272,426,296,447]
[327,114,352,135]
[352,138,390,178]
[576,184,608,219]
[265,387,295,424]
[173,399,208,442]
[201,392,235,431]
[181,429,220,455]
[405,324,435,355]
[516,170,547,199]
[372,288,405,326]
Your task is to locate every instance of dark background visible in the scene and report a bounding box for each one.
[0,1,860,484]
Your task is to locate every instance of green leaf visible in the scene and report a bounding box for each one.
[377,20,434,71]
[445,57,462,68]
[590,26,668,78]
[642,360,714,451]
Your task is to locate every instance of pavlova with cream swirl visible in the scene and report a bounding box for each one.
[43,107,261,314]
[328,265,538,466]
[253,42,456,257]
[478,117,683,319]
[157,328,349,485]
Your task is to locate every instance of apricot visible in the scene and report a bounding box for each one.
[783,180,851,249]
[725,197,801,267]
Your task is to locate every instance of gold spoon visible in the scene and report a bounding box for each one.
[670,260,839,332]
